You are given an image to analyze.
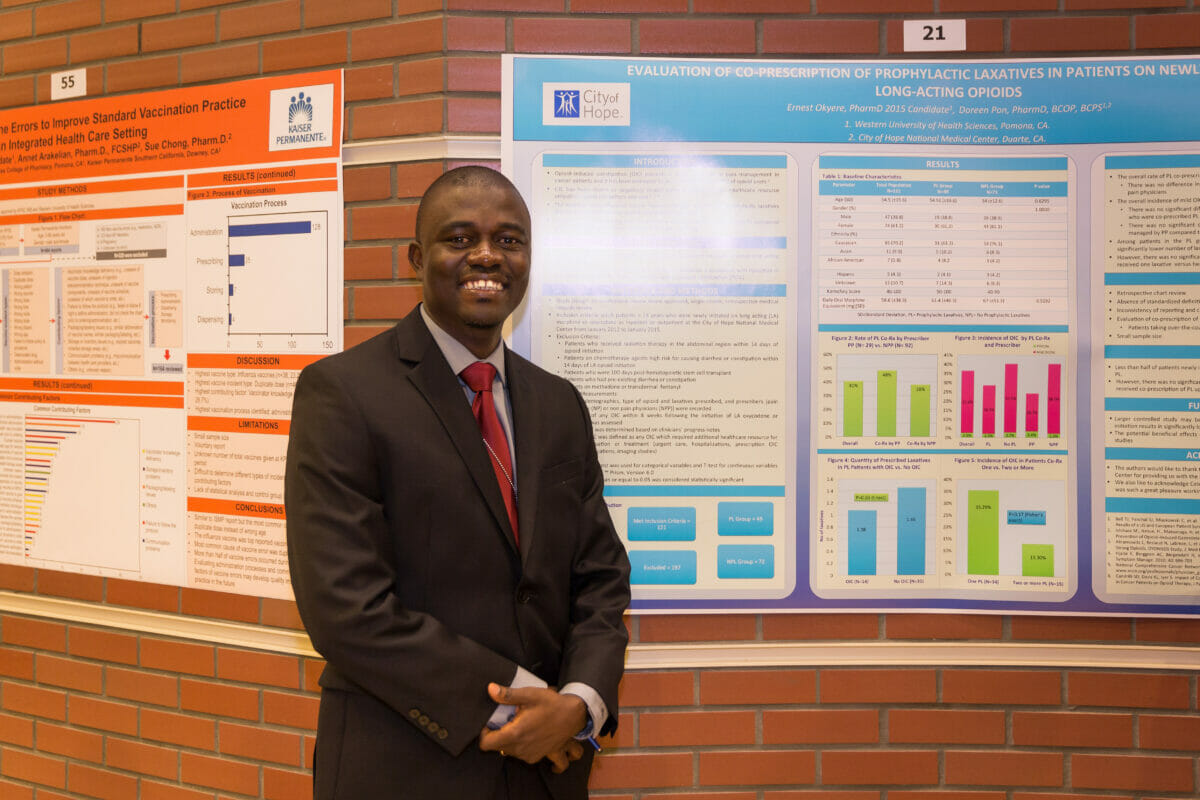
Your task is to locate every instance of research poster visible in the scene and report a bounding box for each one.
[0,71,343,600]
[502,55,1200,614]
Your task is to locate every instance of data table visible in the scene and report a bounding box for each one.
[815,156,1071,327]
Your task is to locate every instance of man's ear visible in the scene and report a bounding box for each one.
[407,241,423,275]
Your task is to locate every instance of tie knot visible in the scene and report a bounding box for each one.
[461,361,497,393]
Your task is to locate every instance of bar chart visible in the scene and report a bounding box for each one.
[838,478,935,577]
[957,355,1064,440]
[227,211,329,336]
[24,415,141,572]
[836,353,938,439]
[956,478,1066,578]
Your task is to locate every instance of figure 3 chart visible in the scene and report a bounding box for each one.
[958,354,1065,441]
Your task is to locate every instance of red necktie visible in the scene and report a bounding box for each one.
[460,362,518,542]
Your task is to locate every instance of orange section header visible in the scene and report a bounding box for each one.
[187,179,338,202]
[187,353,326,370]
[0,204,183,226]
[0,391,183,409]
[0,175,183,202]
[187,162,337,188]
[188,496,286,520]
[0,378,183,395]
[0,69,342,183]
[187,415,291,435]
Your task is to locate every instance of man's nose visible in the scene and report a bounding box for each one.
[467,239,499,265]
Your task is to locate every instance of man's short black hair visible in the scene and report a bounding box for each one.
[413,166,528,243]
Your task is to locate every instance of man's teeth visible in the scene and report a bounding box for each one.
[463,279,502,290]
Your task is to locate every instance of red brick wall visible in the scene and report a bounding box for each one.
[2,2,1200,797]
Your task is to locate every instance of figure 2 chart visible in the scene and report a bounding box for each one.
[226,211,329,337]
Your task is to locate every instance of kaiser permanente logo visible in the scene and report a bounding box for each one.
[542,83,630,126]
[289,92,314,127]
[268,83,334,151]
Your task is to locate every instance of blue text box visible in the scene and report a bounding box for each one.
[629,551,697,585]
[1007,510,1047,525]
[1106,447,1200,461]
[1105,398,1200,412]
[717,545,775,579]
[628,507,697,541]
[1106,345,1200,359]
[1106,497,1200,515]
[717,501,774,536]
[822,155,1067,171]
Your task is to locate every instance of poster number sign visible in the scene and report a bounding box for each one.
[903,19,966,52]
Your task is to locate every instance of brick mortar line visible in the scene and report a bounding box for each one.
[3,11,1193,45]
[0,693,316,736]
[1,717,312,760]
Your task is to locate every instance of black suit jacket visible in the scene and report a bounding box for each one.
[285,308,630,799]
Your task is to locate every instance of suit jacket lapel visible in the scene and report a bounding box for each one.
[393,311,519,552]
[506,350,541,562]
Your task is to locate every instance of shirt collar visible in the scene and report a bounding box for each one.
[419,303,507,385]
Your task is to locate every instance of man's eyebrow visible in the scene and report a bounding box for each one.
[436,220,529,237]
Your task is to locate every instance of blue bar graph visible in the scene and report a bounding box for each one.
[897,487,927,575]
[838,479,933,578]
[229,221,312,237]
[225,211,329,336]
[847,509,877,575]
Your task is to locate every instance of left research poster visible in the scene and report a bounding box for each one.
[0,71,343,600]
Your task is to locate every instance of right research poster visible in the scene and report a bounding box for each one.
[502,55,1200,615]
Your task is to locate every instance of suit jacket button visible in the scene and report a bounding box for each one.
[437,729,448,740]
[408,708,420,719]
[427,721,439,732]
[419,714,430,726]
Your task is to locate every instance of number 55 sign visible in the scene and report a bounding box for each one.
[903,19,967,52]
[51,68,87,100]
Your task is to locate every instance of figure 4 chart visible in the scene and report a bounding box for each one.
[838,478,936,578]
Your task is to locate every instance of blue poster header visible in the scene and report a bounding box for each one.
[513,56,1200,144]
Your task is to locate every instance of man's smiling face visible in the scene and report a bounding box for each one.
[409,176,531,358]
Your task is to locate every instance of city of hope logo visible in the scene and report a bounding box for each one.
[542,83,630,127]
[268,84,334,151]
[553,90,581,118]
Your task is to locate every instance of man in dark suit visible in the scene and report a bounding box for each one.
[285,166,631,799]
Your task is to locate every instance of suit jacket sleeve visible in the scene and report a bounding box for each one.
[285,358,520,756]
